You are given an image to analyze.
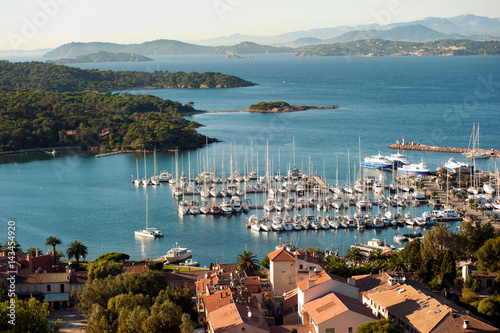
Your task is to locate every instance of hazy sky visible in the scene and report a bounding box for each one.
[1,0,500,50]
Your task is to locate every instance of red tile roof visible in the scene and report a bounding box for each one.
[268,248,295,262]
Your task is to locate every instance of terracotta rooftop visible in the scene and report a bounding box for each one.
[302,292,375,325]
[269,325,315,333]
[297,271,346,292]
[202,288,234,313]
[268,248,295,262]
[432,311,499,333]
[209,302,269,333]
[368,284,449,333]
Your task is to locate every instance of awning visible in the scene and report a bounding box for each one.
[43,292,69,302]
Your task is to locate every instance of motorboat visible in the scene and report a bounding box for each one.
[181,258,199,267]
[444,158,470,174]
[231,195,242,213]
[162,244,192,264]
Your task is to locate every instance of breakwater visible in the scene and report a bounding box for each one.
[388,142,500,158]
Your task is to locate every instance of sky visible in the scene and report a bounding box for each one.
[1,0,500,50]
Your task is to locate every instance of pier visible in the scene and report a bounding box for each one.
[95,150,135,158]
[388,142,499,158]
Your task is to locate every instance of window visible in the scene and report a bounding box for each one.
[47,285,51,292]
[18,286,22,292]
[34,286,38,292]
[289,276,293,284]
[170,282,177,288]
[349,328,353,333]
[299,264,303,269]
[26,286,30,292]
[326,329,335,333]
[282,263,286,272]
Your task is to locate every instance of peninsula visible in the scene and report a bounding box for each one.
[0,61,256,92]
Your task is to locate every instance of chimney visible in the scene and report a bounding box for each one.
[307,280,315,289]
[347,278,356,286]
[35,249,39,257]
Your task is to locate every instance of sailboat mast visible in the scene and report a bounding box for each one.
[145,191,148,230]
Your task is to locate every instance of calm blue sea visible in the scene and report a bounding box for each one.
[1,54,500,266]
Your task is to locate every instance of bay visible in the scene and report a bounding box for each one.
[1,54,499,266]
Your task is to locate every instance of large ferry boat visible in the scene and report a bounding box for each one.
[360,154,393,170]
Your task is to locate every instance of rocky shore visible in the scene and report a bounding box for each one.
[388,142,500,158]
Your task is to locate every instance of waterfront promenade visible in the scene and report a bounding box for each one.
[421,179,498,228]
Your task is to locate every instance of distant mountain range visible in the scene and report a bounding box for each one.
[41,14,500,58]
[197,14,500,46]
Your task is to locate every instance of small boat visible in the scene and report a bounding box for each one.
[394,233,407,243]
[159,170,172,182]
[210,204,221,215]
[181,258,200,267]
[259,216,272,232]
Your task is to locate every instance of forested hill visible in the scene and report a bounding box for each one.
[293,39,500,57]
[0,89,213,151]
[0,61,255,92]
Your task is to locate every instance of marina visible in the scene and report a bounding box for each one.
[2,54,499,267]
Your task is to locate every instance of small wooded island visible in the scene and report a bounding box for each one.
[198,101,339,114]
[47,51,154,64]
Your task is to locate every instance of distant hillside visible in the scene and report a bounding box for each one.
[329,25,458,43]
[210,42,291,55]
[293,39,500,57]
[43,40,290,58]
[49,51,153,64]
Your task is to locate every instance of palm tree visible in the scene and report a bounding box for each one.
[1,241,22,254]
[368,248,388,263]
[26,247,43,257]
[344,247,365,267]
[387,252,406,272]
[66,240,88,264]
[45,236,62,267]
[235,250,259,272]
[491,213,499,224]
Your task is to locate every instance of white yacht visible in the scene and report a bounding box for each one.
[159,170,172,182]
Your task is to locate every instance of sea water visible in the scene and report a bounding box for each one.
[1,54,499,265]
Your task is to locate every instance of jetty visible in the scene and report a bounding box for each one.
[95,150,136,158]
[388,141,499,158]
